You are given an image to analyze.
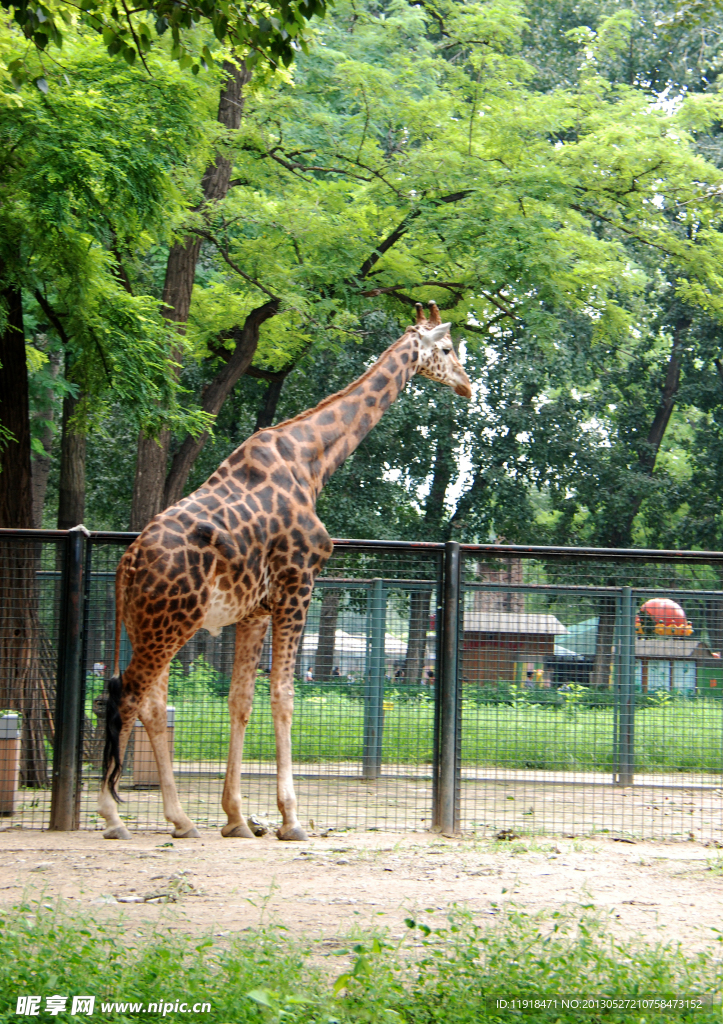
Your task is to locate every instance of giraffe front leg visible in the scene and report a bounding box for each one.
[221,615,270,838]
[141,672,199,838]
[270,592,312,842]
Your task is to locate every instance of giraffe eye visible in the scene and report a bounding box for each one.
[442,347,452,354]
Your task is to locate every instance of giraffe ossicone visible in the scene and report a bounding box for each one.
[98,302,472,841]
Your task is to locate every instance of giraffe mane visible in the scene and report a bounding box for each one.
[257,324,421,435]
[259,300,446,435]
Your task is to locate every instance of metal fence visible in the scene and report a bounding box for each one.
[456,546,723,842]
[1,531,722,841]
[80,537,443,834]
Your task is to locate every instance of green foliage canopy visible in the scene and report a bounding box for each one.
[2,0,329,86]
[0,27,219,437]
[171,0,723,545]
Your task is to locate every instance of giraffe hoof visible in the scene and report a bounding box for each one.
[221,822,255,839]
[172,826,200,839]
[103,826,132,841]
[276,826,308,842]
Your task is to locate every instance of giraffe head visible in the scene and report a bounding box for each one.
[412,301,472,399]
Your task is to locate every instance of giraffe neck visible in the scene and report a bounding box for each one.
[270,331,419,501]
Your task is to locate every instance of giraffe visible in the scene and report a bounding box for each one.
[99,301,472,841]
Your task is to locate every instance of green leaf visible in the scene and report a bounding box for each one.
[333,974,351,996]
[245,989,277,1008]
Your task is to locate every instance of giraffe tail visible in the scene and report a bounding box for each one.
[102,673,124,803]
[103,551,133,803]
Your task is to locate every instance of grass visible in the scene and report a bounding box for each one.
[167,679,723,775]
[0,900,721,1023]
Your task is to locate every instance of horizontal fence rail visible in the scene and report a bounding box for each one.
[0,529,722,841]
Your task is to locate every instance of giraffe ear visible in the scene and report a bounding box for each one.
[423,322,451,344]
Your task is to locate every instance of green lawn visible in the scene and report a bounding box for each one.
[168,682,723,775]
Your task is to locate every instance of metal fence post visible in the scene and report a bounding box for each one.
[614,585,636,787]
[363,578,385,779]
[49,529,86,830]
[436,541,461,834]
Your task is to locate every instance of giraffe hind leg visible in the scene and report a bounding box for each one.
[269,580,317,842]
[98,709,135,840]
[140,671,199,838]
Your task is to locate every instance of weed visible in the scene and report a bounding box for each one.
[706,855,723,876]
[0,901,720,1023]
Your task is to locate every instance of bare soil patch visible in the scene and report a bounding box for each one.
[1,827,722,953]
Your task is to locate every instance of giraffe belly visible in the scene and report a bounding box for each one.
[201,577,267,636]
[201,582,241,637]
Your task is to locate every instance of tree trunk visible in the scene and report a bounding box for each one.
[314,589,341,681]
[0,538,54,786]
[591,594,617,690]
[130,429,169,530]
[0,284,32,529]
[30,349,61,529]
[130,60,252,530]
[404,590,430,684]
[605,315,690,547]
[448,466,488,538]
[254,369,290,432]
[424,433,455,537]
[163,299,278,507]
[0,284,56,784]
[403,413,455,682]
[57,391,86,530]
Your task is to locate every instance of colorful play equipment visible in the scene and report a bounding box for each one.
[636,598,694,637]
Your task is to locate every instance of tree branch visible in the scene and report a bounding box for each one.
[408,0,450,36]
[120,0,152,76]
[163,299,280,506]
[569,203,677,255]
[355,190,471,281]
[192,229,278,300]
[33,290,69,348]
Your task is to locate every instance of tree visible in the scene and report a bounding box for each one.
[129,57,256,529]
[0,26,217,785]
[124,0,723,542]
[2,0,329,80]
[0,26,216,528]
[20,0,723,563]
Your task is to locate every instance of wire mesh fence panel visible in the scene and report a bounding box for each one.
[3,530,717,839]
[79,537,235,832]
[80,539,440,833]
[457,549,723,841]
[0,534,64,829]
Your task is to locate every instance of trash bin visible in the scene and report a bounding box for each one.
[0,714,20,814]
[133,706,175,788]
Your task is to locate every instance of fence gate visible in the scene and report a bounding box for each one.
[77,537,446,834]
[456,545,723,842]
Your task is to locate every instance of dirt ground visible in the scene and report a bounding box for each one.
[1,826,722,954]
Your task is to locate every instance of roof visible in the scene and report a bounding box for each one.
[635,638,717,660]
[301,629,408,656]
[463,612,567,635]
[555,617,598,656]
